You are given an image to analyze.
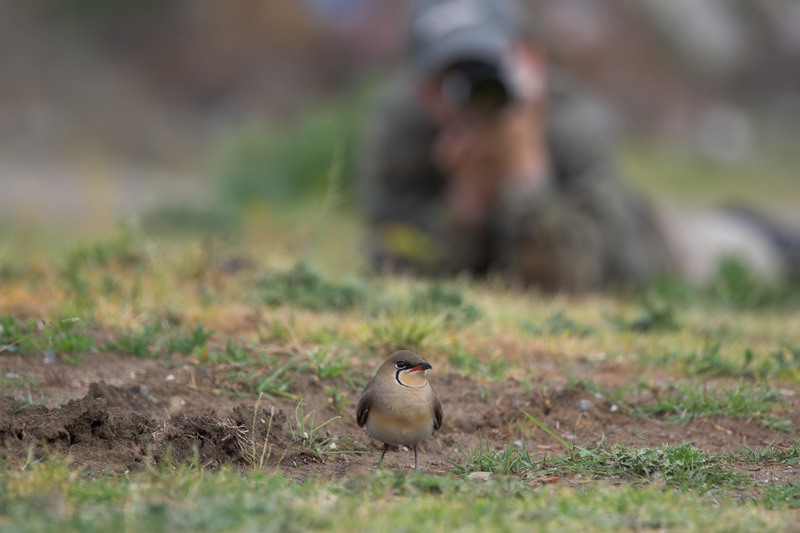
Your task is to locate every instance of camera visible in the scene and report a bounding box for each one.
[439,59,517,118]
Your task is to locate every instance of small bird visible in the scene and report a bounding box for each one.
[356,350,443,471]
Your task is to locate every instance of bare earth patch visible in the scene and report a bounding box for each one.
[1,350,798,486]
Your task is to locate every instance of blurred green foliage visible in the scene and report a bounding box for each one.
[522,311,596,338]
[255,262,365,312]
[644,259,800,311]
[622,139,800,206]
[213,83,377,208]
[0,315,38,354]
[363,281,483,326]
[104,320,214,358]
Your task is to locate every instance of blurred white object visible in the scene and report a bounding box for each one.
[660,206,785,284]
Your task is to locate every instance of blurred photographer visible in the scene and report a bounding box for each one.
[360,0,674,291]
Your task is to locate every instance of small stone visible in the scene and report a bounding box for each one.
[610,404,619,412]
[43,350,57,364]
[576,399,594,410]
[468,472,492,482]
[139,385,160,405]
[165,374,175,382]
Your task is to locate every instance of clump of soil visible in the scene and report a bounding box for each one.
[0,381,328,477]
[0,388,152,473]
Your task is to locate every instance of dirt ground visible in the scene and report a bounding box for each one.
[2,348,799,486]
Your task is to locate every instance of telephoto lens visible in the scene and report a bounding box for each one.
[440,60,514,118]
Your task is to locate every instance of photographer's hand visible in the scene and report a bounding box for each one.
[433,98,549,229]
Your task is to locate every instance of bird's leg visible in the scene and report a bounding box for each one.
[378,443,389,469]
[414,444,419,472]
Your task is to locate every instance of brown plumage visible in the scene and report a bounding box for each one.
[356,350,443,471]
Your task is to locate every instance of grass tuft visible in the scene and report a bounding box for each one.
[166,323,213,355]
[288,399,341,455]
[446,346,509,380]
[104,322,162,358]
[255,262,364,311]
[450,435,538,476]
[522,311,596,337]
[0,315,38,354]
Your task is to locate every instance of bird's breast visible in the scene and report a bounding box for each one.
[364,384,436,446]
[365,407,435,446]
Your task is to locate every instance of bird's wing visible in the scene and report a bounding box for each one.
[355,385,374,428]
[433,391,443,431]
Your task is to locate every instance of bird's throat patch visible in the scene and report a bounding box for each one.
[397,369,428,388]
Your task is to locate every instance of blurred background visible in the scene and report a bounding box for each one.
[0,0,798,240]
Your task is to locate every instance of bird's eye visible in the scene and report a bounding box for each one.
[395,361,407,369]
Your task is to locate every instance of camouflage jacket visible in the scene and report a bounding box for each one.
[359,72,674,291]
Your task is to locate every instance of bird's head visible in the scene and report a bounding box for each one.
[380,350,433,388]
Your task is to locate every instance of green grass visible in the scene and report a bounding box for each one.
[446,346,510,380]
[217,352,310,400]
[0,462,792,532]
[522,311,597,338]
[104,322,162,358]
[644,340,800,381]
[0,315,38,354]
[627,382,788,427]
[450,418,800,511]
[60,227,147,308]
[308,347,348,381]
[405,282,483,326]
[103,321,216,359]
[568,378,792,431]
[205,338,251,365]
[736,441,800,465]
[306,347,368,391]
[255,262,365,312]
[287,400,342,455]
[451,435,538,476]
[453,437,748,493]
[359,313,447,355]
[605,292,680,332]
[166,323,213,355]
[0,315,94,361]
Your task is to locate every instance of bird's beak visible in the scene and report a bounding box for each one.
[409,362,433,372]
